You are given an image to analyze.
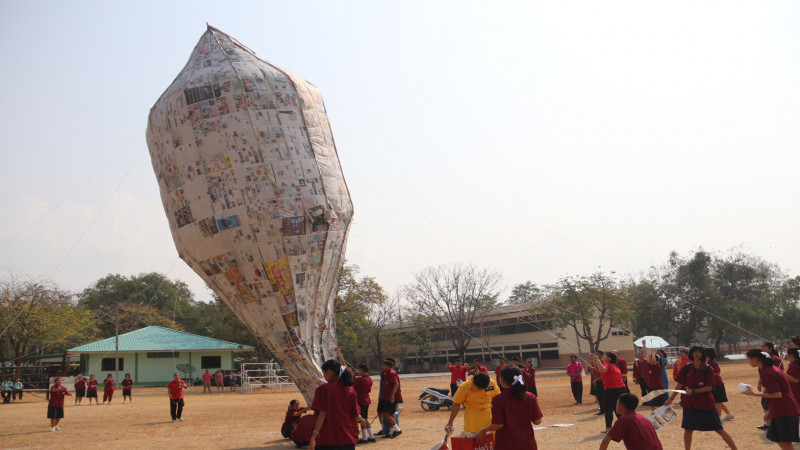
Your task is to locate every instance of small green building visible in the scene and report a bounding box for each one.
[67,326,254,386]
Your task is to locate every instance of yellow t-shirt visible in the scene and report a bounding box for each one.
[452,378,500,432]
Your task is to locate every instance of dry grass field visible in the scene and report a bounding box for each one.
[0,361,796,449]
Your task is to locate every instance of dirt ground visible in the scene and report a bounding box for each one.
[0,361,796,449]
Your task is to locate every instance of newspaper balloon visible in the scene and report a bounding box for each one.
[146,25,353,402]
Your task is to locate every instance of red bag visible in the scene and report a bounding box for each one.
[450,434,495,450]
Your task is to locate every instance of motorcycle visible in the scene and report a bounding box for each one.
[419,387,454,411]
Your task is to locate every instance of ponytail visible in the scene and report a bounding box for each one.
[745,349,774,366]
[321,359,354,386]
[500,365,527,400]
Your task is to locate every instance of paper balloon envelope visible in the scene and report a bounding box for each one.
[146,25,353,403]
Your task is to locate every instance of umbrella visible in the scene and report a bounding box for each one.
[634,336,670,348]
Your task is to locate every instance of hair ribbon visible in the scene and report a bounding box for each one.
[513,374,525,386]
[339,365,347,376]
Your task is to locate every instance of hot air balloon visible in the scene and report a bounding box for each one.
[146,25,353,402]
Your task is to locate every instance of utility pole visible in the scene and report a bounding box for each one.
[115,304,120,385]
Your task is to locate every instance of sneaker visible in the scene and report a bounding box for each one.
[593,406,601,410]
[172,419,177,422]
[756,424,769,430]
[375,430,385,436]
[723,413,734,421]
[367,438,376,443]
[55,426,61,431]
[595,411,605,416]
[357,439,368,445]
[178,418,183,421]
[50,427,57,432]
[389,430,402,439]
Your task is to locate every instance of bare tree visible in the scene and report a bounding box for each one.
[365,293,401,364]
[404,264,502,360]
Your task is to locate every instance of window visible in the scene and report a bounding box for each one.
[540,342,558,348]
[521,344,539,349]
[101,358,124,371]
[147,352,180,358]
[612,331,632,336]
[201,356,222,369]
[540,350,559,360]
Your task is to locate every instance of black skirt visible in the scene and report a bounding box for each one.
[711,385,728,403]
[766,415,800,443]
[681,408,723,431]
[47,406,64,419]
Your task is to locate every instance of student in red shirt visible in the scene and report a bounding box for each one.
[614,351,629,392]
[167,372,188,422]
[354,364,376,443]
[743,349,800,448]
[593,351,627,433]
[377,359,403,438]
[706,348,734,421]
[786,348,800,408]
[447,359,469,396]
[202,369,212,393]
[281,399,308,438]
[121,373,134,404]
[476,365,543,449]
[640,342,666,410]
[758,341,786,430]
[73,374,86,406]
[523,359,538,397]
[86,374,99,405]
[308,359,361,450]
[469,358,489,376]
[665,346,738,450]
[102,374,115,405]
[48,377,72,432]
[673,347,691,382]
[599,393,663,450]
[494,357,508,392]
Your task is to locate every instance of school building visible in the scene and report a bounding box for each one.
[396,302,634,372]
[67,326,254,386]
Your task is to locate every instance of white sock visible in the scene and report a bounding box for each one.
[362,429,368,439]
[393,424,401,432]
[368,428,374,439]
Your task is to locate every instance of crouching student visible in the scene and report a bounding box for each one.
[281,399,307,438]
[599,393,663,450]
[308,360,360,450]
[476,365,543,449]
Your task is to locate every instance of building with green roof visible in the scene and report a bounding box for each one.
[67,326,254,386]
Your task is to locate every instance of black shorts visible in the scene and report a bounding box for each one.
[711,385,728,403]
[767,415,800,443]
[47,406,64,419]
[359,404,369,420]
[87,391,98,398]
[681,408,723,431]
[377,400,397,414]
[122,389,132,396]
[76,389,86,398]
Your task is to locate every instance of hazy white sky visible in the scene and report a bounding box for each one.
[1,1,798,303]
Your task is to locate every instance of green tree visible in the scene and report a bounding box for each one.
[403,264,502,360]
[533,272,633,353]
[1,274,99,363]
[507,281,544,305]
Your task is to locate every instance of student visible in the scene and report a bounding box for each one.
[121,373,134,404]
[656,349,669,390]
[1,377,12,403]
[672,347,690,382]
[86,374,99,405]
[281,399,308,438]
[599,393,663,450]
[786,348,800,407]
[495,357,508,392]
[308,359,360,450]
[705,348,734,421]
[593,351,627,433]
[590,350,606,415]
[523,359,538,397]
[566,355,582,405]
[354,364,375,443]
[13,377,23,401]
[665,346,737,450]
[632,350,648,397]
[202,369,212,393]
[614,351,629,392]
[469,358,489,376]
[758,341,786,430]
[640,341,666,411]
[102,374,115,405]
[215,370,224,392]
[377,359,403,438]
[74,374,86,405]
[447,359,469,396]
[475,365,543,449]
[167,372,187,422]
[742,349,800,449]
[444,372,500,436]
[47,377,72,431]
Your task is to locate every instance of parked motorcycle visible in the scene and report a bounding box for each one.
[419,387,454,411]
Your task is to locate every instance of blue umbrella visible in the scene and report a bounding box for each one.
[634,336,670,348]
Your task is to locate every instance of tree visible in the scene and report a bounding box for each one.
[507,281,544,304]
[533,272,633,353]
[1,274,99,363]
[404,264,502,360]
[365,294,402,365]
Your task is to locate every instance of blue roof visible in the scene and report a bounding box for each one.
[67,326,254,353]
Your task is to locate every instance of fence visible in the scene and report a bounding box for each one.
[241,362,294,393]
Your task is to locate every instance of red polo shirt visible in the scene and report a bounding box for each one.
[353,375,373,405]
[707,359,723,386]
[381,370,400,402]
[616,357,628,375]
[49,385,69,407]
[675,363,715,410]
[491,390,543,449]
[310,381,359,446]
[643,360,664,390]
[607,410,664,450]
[759,365,800,420]
[168,379,187,399]
[449,365,469,384]
[601,363,626,389]
[786,361,800,405]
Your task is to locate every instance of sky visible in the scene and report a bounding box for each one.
[1,1,798,304]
